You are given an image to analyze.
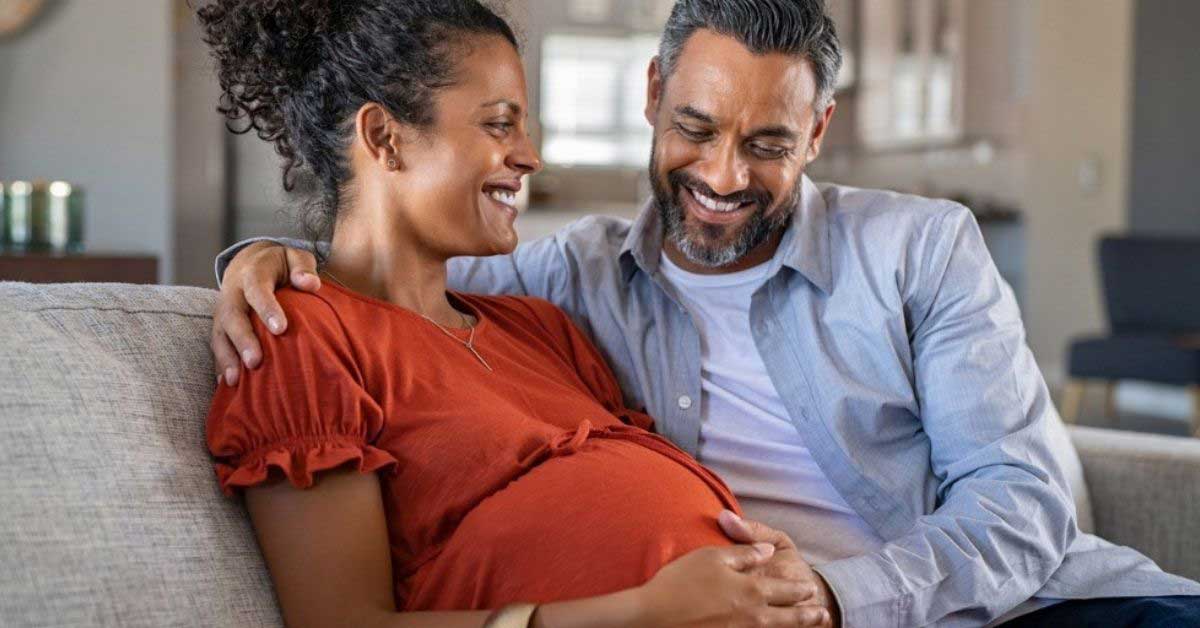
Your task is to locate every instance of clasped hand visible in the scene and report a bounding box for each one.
[632,510,838,628]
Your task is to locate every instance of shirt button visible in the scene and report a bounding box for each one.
[678,395,694,410]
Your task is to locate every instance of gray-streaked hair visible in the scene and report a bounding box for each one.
[657,0,843,108]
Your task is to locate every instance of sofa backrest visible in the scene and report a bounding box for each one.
[0,282,282,628]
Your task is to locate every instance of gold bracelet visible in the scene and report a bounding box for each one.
[482,603,539,628]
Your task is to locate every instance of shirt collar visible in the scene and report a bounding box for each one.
[619,197,664,282]
[619,175,832,294]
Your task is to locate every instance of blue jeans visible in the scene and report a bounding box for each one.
[999,596,1200,627]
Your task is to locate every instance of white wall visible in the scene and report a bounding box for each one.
[1024,0,1135,384]
[0,1,174,282]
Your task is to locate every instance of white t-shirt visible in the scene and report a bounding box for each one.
[658,253,884,564]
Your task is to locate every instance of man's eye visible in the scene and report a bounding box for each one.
[677,124,711,141]
[750,144,789,159]
[486,122,514,134]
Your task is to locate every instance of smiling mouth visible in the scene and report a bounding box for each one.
[482,184,521,214]
[487,189,517,208]
[681,185,753,224]
[689,186,750,212]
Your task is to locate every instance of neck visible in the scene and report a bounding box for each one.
[326,206,467,328]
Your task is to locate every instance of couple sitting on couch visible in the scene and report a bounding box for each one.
[201,1,1200,626]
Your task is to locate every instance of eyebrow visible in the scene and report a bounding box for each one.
[481,99,523,117]
[675,105,715,124]
[673,105,798,142]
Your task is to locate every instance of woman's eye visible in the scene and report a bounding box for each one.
[487,121,514,134]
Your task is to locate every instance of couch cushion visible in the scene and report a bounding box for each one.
[0,282,282,628]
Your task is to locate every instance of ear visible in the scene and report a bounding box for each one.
[805,100,838,164]
[644,57,664,127]
[355,102,404,170]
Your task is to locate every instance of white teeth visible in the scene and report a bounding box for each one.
[488,189,517,207]
[691,188,741,212]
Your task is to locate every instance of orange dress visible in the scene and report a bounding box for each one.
[206,282,740,610]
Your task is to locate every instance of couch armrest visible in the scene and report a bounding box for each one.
[1069,425,1200,581]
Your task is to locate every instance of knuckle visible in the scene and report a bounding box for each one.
[747,611,770,628]
[243,285,265,305]
[741,580,765,604]
[251,241,280,257]
[214,304,235,325]
[229,332,255,353]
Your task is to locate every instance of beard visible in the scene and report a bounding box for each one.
[649,141,803,269]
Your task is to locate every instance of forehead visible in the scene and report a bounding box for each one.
[449,34,528,103]
[665,29,817,127]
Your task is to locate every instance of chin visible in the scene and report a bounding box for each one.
[469,232,518,258]
[490,239,518,256]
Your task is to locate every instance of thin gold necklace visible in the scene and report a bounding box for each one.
[320,269,493,372]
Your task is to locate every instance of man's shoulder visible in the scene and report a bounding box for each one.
[550,213,636,252]
[816,181,972,240]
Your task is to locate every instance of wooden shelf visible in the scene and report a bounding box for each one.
[0,252,158,285]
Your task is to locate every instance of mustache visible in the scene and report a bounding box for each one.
[667,170,773,209]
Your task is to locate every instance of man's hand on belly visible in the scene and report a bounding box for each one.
[719,510,840,628]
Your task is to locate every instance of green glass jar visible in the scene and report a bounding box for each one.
[27,180,50,251]
[47,181,84,252]
[6,180,35,252]
[0,181,7,250]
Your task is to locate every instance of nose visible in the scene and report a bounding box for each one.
[695,138,749,197]
[507,128,543,176]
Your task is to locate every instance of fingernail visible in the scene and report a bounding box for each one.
[241,349,255,367]
[216,373,223,387]
[225,367,238,386]
[267,316,282,333]
[753,542,775,557]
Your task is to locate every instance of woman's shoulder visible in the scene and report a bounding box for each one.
[275,285,346,324]
[265,285,363,352]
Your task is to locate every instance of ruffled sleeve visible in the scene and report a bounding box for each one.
[205,289,398,497]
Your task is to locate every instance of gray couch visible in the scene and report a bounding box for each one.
[2,281,1199,627]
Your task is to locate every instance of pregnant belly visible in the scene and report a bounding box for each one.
[402,434,738,611]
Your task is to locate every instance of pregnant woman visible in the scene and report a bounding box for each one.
[200,2,825,627]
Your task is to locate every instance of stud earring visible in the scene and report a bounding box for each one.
[387,159,397,169]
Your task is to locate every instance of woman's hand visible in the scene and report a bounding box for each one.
[632,543,829,627]
[718,511,839,628]
[212,241,320,386]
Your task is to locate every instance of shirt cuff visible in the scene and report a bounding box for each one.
[212,237,321,288]
[813,553,908,628]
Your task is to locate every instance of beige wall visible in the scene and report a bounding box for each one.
[173,1,228,288]
[1024,0,1135,384]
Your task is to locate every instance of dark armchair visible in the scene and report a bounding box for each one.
[1063,236,1200,433]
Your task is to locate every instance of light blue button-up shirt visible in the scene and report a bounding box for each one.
[219,177,1200,626]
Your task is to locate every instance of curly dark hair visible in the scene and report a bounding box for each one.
[196,0,518,245]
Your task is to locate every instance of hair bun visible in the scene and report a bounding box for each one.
[197,0,354,189]
[199,0,345,93]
